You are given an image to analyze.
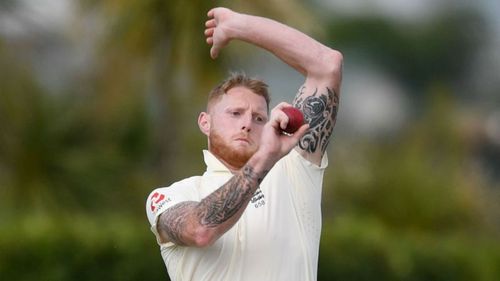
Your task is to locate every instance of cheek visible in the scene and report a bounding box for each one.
[212,115,233,128]
[210,122,231,140]
[251,125,264,139]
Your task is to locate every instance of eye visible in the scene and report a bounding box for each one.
[230,111,241,116]
[254,115,266,123]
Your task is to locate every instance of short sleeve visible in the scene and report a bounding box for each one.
[145,183,195,247]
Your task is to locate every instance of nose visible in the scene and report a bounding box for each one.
[240,113,253,132]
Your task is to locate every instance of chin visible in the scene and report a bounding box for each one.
[209,130,258,169]
[211,144,256,169]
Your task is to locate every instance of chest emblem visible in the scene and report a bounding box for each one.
[250,188,266,208]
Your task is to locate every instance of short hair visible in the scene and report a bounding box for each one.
[207,72,270,112]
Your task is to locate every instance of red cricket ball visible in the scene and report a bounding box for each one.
[282,107,305,134]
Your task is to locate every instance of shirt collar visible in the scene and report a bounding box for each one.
[203,150,231,173]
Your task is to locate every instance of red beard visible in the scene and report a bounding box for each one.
[209,129,257,170]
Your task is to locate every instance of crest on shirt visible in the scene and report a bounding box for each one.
[250,188,266,208]
[150,192,171,213]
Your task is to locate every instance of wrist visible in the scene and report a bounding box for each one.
[222,11,249,41]
[246,149,279,176]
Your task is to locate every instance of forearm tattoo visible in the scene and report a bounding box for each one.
[158,165,266,245]
[159,201,198,246]
[293,86,339,154]
[198,165,264,227]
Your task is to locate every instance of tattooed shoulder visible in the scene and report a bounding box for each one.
[293,86,339,154]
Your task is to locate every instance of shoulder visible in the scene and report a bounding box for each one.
[281,148,328,170]
[147,176,202,201]
[145,176,202,223]
[264,149,328,182]
[163,176,203,192]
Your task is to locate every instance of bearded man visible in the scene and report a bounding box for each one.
[146,6,343,281]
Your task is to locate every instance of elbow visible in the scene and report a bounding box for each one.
[308,48,343,81]
[324,49,343,77]
[192,226,218,248]
[320,50,343,90]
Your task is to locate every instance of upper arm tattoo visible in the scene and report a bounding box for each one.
[158,165,266,245]
[293,86,339,154]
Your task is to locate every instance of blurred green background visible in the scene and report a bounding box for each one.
[1,0,499,280]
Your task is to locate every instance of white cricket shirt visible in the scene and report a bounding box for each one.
[146,148,328,281]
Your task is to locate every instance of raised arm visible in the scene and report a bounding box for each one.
[205,7,343,165]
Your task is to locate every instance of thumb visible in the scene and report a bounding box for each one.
[210,46,219,59]
[288,123,309,143]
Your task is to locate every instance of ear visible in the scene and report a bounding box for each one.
[198,112,211,136]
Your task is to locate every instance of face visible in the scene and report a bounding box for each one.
[199,86,268,170]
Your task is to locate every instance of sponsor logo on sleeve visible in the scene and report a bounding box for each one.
[150,192,171,213]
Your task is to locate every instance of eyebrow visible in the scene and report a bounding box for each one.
[225,106,267,118]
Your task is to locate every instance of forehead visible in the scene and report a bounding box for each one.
[211,86,268,113]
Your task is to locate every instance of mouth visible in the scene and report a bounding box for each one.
[234,135,251,144]
[235,138,250,144]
